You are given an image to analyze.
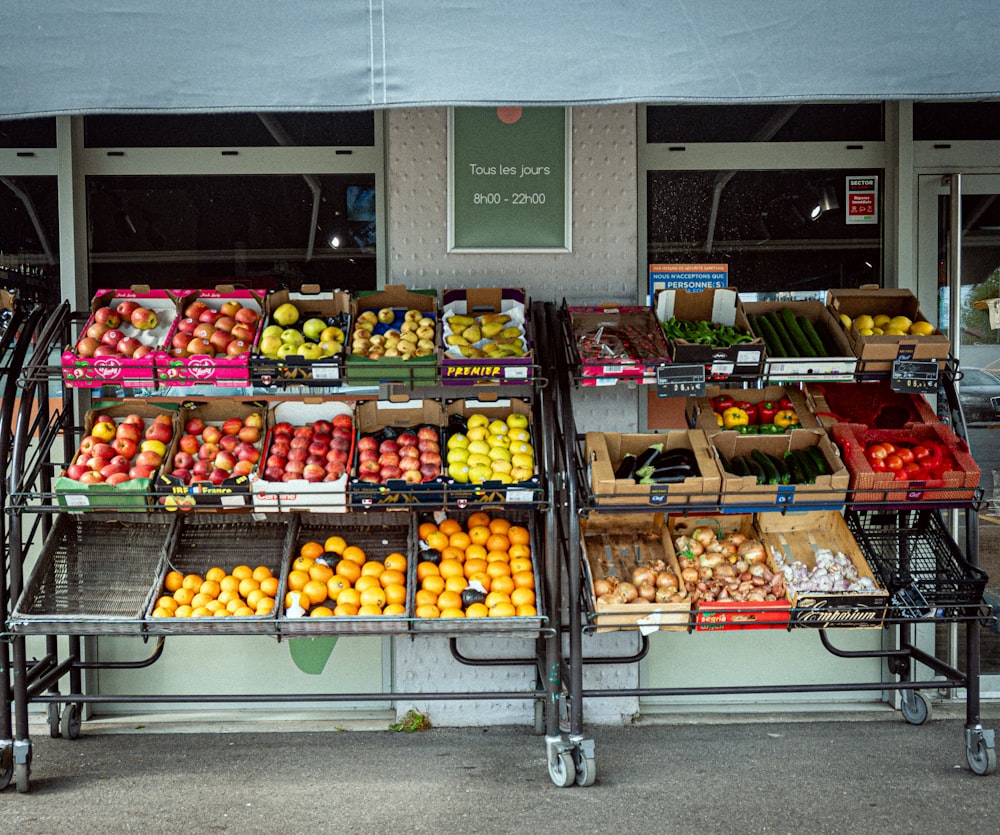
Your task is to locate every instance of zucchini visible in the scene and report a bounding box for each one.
[744,456,767,485]
[716,451,734,474]
[781,307,817,358]
[765,311,798,358]
[768,452,791,485]
[751,449,781,485]
[792,448,818,484]
[797,316,827,357]
[804,445,829,476]
[784,450,806,485]
[755,314,786,357]
[729,455,751,477]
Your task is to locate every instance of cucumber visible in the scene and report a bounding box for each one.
[797,316,827,357]
[716,451,734,474]
[730,455,750,477]
[751,449,781,485]
[767,452,791,485]
[744,456,767,485]
[781,307,817,358]
[804,445,829,476]
[814,318,842,357]
[792,448,818,484]
[765,312,798,358]
[755,314,786,357]
[784,450,806,485]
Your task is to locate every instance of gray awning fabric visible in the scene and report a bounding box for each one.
[3,0,999,120]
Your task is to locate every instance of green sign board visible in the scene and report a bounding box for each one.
[448,106,571,252]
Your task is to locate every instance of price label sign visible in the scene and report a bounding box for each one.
[891,359,939,393]
[656,364,706,397]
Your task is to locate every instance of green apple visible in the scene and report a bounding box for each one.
[259,333,283,357]
[280,329,305,348]
[262,324,284,340]
[319,339,343,357]
[302,317,326,341]
[297,342,323,360]
[320,325,344,344]
[276,343,298,359]
[272,302,300,327]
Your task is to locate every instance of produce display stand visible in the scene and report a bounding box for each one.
[0,300,563,794]
[543,300,997,786]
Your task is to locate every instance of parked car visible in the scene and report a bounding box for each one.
[957,368,1000,423]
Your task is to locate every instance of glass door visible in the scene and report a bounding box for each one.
[918,173,1000,690]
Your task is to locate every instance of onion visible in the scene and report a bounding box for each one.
[655,571,679,591]
[631,566,656,587]
[616,581,638,603]
[680,566,699,584]
[636,582,656,602]
[597,593,619,607]
[593,578,616,597]
[655,587,675,603]
[691,525,717,547]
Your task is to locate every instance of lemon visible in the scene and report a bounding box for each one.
[871,327,884,335]
[838,313,853,330]
[888,315,913,332]
[466,413,490,430]
[857,328,874,336]
[449,463,470,483]
[909,320,936,336]
[885,328,908,336]
[873,314,892,328]
[852,314,875,331]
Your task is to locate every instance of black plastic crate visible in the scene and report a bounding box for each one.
[845,508,987,616]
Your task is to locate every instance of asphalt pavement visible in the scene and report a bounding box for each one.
[4,708,1000,834]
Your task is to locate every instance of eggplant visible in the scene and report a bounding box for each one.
[650,449,697,470]
[614,453,637,480]
[633,443,664,473]
[637,463,696,484]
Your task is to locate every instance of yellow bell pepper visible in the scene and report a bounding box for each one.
[722,406,749,429]
[773,408,799,428]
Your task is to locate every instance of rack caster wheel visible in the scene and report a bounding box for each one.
[900,690,931,725]
[548,750,576,787]
[47,703,62,738]
[573,749,596,787]
[966,729,998,776]
[13,740,31,793]
[60,703,82,740]
[0,745,12,790]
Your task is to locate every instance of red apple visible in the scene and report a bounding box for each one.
[272,421,294,435]
[232,459,254,477]
[65,463,89,480]
[358,459,380,475]
[186,338,212,356]
[173,451,195,470]
[270,440,291,458]
[136,450,163,469]
[237,425,260,444]
[399,457,421,473]
[234,307,260,326]
[303,463,326,482]
[78,435,101,455]
[327,448,349,465]
[293,426,315,440]
[170,468,192,483]
[402,469,423,484]
[134,344,154,359]
[130,307,158,330]
[420,463,441,480]
[145,421,172,443]
[106,471,131,485]
[332,414,353,431]
[93,306,120,328]
[123,413,145,429]
[237,444,260,464]
[184,300,209,320]
[226,338,250,357]
[229,324,255,343]
[358,449,378,464]
[129,464,155,479]
[379,439,400,455]
[417,426,439,443]
[420,451,442,466]
[397,431,418,447]
[114,421,141,443]
[199,442,220,461]
[263,466,284,482]
[284,459,305,476]
[177,317,199,335]
[219,299,242,318]
[281,471,300,483]
[214,451,237,471]
[198,308,220,324]
[100,461,128,480]
[209,468,230,486]
[192,460,211,478]
[101,329,125,349]
[209,329,233,354]
[265,453,287,470]
[378,452,400,469]
[245,412,264,430]
[116,299,140,320]
[287,447,308,463]
[184,417,206,436]
[92,345,118,357]
[201,425,222,444]
[111,437,137,459]
[78,471,104,484]
[308,440,329,457]
[178,434,200,455]
[357,436,378,453]
[172,331,193,352]
[214,314,237,333]
[86,321,110,341]
[221,418,243,437]
[380,465,402,481]
[75,336,101,357]
[192,322,216,341]
[312,420,333,435]
[218,434,239,453]
[92,442,116,461]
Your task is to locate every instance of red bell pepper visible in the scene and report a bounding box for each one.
[735,400,758,424]
[757,401,778,425]
[713,394,735,412]
[779,396,795,411]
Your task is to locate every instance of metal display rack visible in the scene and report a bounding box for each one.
[0,300,568,794]
[541,300,997,786]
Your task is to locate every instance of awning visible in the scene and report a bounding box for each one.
[3,0,999,120]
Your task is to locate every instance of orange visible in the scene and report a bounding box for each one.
[467,525,491,546]
[512,570,535,590]
[433,546,460,564]
[448,531,471,552]
[256,598,275,615]
[463,557,487,578]
[293,555,315,572]
[379,568,405,588]
[154,595,178,612]
[438,518,462,537]
[508,543,531,560]
[299,541,325,561]
[323,535,347,554]
[334,603,359,616]
[191,606,212,618]
[465,602,489,618]
[507,525,530,547]
[303,579,330,606]
[466,511,492,528]
[326,575,350,599]
[421,574,446,596]
[489,602,517,617]
[359,586,386,608]
[309,562,334,584]
[360,561,385,578]
[425,531,449,552]
[337,587,361,609]
[286,569,310,591]
[436,589,463,611]
[310,605,335,617]
[218,589,240,606]
[226,597,245,614]
[384,583,407,606]
[173,604,193,618]
[384,603,407,616]
[233,606,256,617]
[417,522,438,541]
[354,575,382,593]
[341,545,367,565]
[438,559,464,580]
[415,603,441,619]
[245,588,265,609]
[490,575,515,596]
[151,607,173,618]
[219,575,241,594]
[172,587,194,606]
[463,542,487,562]
[181,573,203,592]
[488,518,511,536]
[415,588,439,608]
[416,561,440,581]
[383,553,407,572]
[190,592,214,610]
[238,577,259,599]
[358,604,384,616]
[486,533,510,553]
[335,560,361,584]
[199,579,221,599]
[439,607,465,619]
[444,575,469,593]
[509,557,533,574]
[252,565,273,582]
[164,571,184,592]
[467,571,492,592]
[511,587,536,607]
[486,561,512,579]
[484,590,511,608]
[486,550,510,564]
[285,589,308,610]
[515,604,537,616]
[204,566,227,583]
[231,565,253,580]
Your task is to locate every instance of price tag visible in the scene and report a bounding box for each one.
[890,359,938,393]
[656,364,706,397]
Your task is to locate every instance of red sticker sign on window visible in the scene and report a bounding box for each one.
[846,176,878,225]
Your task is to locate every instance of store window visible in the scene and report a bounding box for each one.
[914,102,1000,141]
[644,105,884,299]
[0,117,57,148]
[83,112,380,294]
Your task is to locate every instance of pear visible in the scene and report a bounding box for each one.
[447,314,475,329]
[480,313,511,325]
[461,324,481,343]
[445,334,469,347]
[500,326,523,340]
[459,345,486,358]
[480,321,506,339]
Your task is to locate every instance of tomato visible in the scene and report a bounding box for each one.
[895,447,915,465]
[881,442,896,455]
[911,444,931,461]
[865,443,888,463]
[894,467,911,481]
[903,461,923,476]
[870,458,887,472]
[884,453,904,471]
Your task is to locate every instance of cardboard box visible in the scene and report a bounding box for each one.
[687,384,822,435]
[585,429,721,507]
[153,399,267,511]
[250,400,354,513]
[804,380,940,430]
[250,287,350,387]
[667,515,792,630]
[709,429,849,509]
[830,421,980,504]
[155,287,266,387]
[742,300,857,382]
[62,288,185,389]
[440,287,533,385]
[346,285,438,384]
[55,401,180,511]
[443,398,542,505]
[655,288,765,381]
[349,399,446,508]
[581,512,691,633]
[755,510,888,628]
[567,304,671,385]
[826,287,950,372]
